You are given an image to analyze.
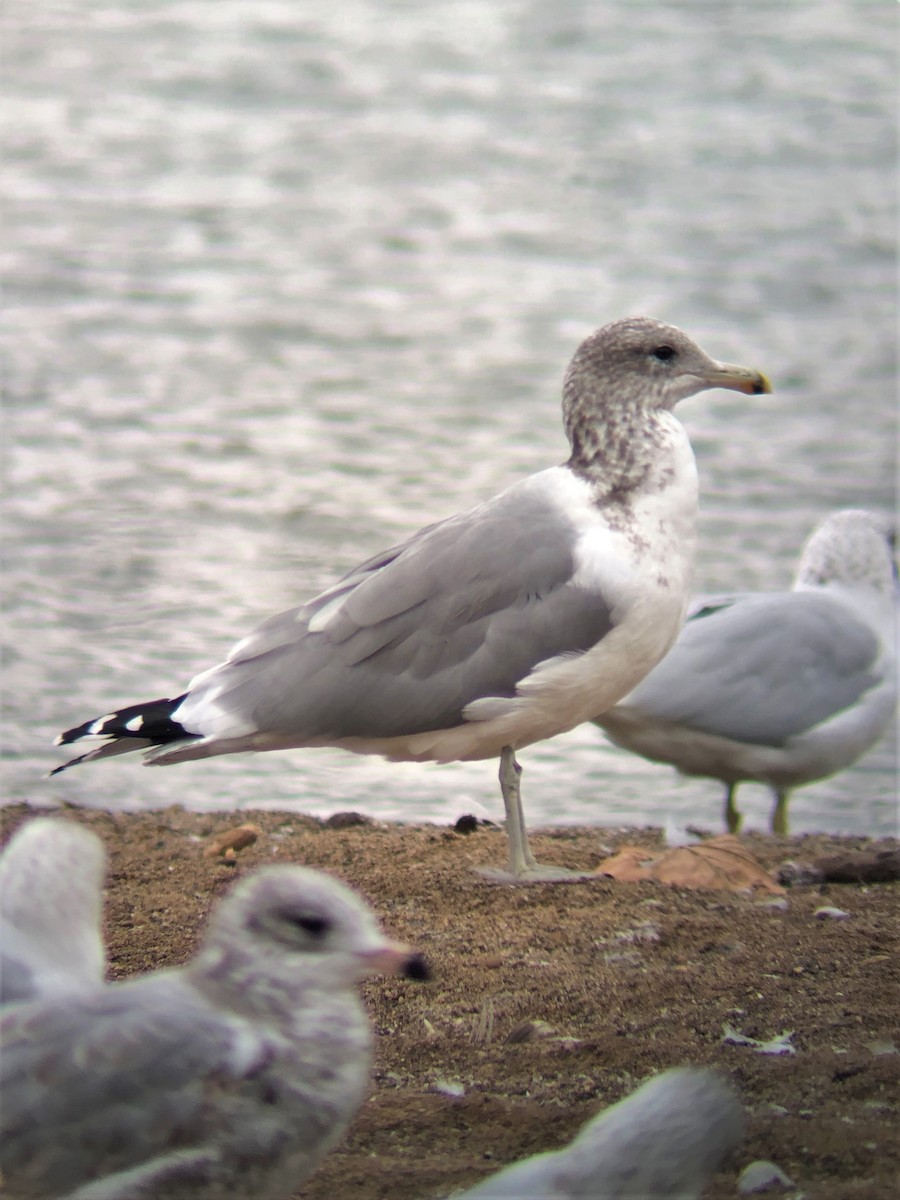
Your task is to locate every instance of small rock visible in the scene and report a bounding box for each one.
[324,811,372,829]
[738,1160,794,1193]
[757,896,789,913]
[453,814,480,834]
[202,823,261,859]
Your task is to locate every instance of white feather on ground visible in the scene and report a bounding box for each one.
[453,1067,743,1199]
[0,864,427,1200]
[0,818,107,1006]
[595,509,897,834]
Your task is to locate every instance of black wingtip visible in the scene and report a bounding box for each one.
[46,755,87,778]
[54,695,190,750]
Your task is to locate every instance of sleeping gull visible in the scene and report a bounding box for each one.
[52,317,771,880]
[454,1066,744,1199]
[1,818,106,1006]
[0,864,428,1199]
[595,509,897,834]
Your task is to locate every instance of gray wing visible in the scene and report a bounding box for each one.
[0,975,271,1195]
[0,820,106,1006]
[620,591,882,746]
[179,481,614,741]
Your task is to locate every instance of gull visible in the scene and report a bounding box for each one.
[52,317,770,880]
[0,864,427,1200]
[454,1066,744,1199]
[595,510,897,834]
[1,818,106,1006]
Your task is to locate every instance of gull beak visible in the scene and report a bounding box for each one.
[360,939,430,981]
[704,360,773,396]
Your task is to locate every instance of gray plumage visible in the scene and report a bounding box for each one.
[179,487,616,743]
[54,317,771,879]
[596,510,897,834]
[454,1067,744,1199]
[0,865,425,1200]
[0,818,106,1006]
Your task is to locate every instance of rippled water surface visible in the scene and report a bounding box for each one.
[3,1,897,834]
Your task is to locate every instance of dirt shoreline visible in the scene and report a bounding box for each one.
[1,804,897,1199]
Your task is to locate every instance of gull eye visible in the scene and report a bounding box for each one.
[651,344,676,362]
[291,913,330,938]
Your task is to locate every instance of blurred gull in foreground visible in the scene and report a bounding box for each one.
[454,1067,743,1199]
[595,510,897,834]
[52,318,770,881]
[0,818,106,1006]
[0,865,427,1199]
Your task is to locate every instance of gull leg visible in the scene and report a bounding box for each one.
[771,789,790,836]
[475,746,592,883]
[724,784,742,834]
[499,746,537,872]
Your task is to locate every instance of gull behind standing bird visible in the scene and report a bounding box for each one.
[453,1067,744,1199]
[0,864,428,1200]
[595,509,897,834]
[0,818,106,1006]
[52,318,771,880]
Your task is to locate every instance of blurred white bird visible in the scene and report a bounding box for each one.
[0,818,107,1006]
[454,1067,743,1199]
[595,510,897,834]
[0,864,427,1199]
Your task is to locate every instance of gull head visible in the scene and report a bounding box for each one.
[198,865,428,993]
[795,508,897,597]
[563,316,772,421]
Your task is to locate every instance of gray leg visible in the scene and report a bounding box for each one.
[724,784,742,834]
[475,745,591,883]
[499,745,537,873]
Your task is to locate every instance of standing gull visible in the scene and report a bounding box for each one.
[0,864,427,1200]
[595,510,897,834]
[53,318,771,880]
[0,818,107,1006]
[455,1067,744,1199]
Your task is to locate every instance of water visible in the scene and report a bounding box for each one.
[2,0,897,835]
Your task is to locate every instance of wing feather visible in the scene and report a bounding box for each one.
[623,591,880,746]
[177,477,615,741]
[0,975,264,1193]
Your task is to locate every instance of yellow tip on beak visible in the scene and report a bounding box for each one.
[708,362,773,396]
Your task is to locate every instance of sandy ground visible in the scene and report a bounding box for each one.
[1,803,897,1199]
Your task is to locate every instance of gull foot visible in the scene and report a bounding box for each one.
[474,862,596,884]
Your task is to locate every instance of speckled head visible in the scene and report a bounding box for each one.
[564,316,770,416]
[561,316,771,477]
[795,509,897,595]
